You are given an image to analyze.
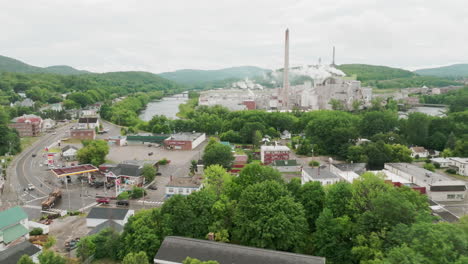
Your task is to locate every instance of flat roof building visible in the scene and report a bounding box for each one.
[302,166,341,185]
[164,132,206,150]
[260,145,291,165]
[154,236,326,264]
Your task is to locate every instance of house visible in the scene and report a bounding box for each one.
[166,176,203,197]
[70,128,96,140]
[42,118,56,131]
[410,146,429,158]
[8,114,42,137]
[0,241,41,264]
[12,98,35,108]
[270,159,301,173]
[61,145,79,161]
[429,181,466,201]
[449,157,468,176]
[86,207,134,228]
[153,236,326,264]
[0,207,29,251]
[301,166,341,185]
[280,130,292,140]
[164,132,206,150]
[77,117,100,129]
[80,108,98,117]
[104,162,154,190]
[260,144,291,165]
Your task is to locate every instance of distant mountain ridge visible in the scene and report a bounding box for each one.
[0,55,88,75]
[158,66,271,84]
[414,64,468,78]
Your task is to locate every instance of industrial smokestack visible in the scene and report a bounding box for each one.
[332,46,336,66]
[282,29,290,109]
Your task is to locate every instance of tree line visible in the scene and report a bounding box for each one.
[77,164,468,264]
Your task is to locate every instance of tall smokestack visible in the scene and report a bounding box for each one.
[282,29,289,109]
[332,46,336,66]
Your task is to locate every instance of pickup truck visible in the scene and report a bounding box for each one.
[96,197,110,204]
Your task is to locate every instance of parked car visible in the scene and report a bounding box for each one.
[148,152,154,156]
[116,200,129,206]
[156,172,162,176]
[27,184,35,191]
[31,153,36,158]
[148,184,158,190]
[96,197,110,204]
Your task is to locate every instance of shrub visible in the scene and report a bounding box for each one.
[29,228,43,236]
[309,160,320,167]
[130,187,146,199]
[158,158,169,165]
[117,191,130,200]
[446,168,457,174]
[423,163,435,172]
[67,211,81,216]
[434,163,441,169]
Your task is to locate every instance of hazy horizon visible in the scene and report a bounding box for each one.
[2,0,467,73]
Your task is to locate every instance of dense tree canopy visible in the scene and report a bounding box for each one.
[76,139,110,166]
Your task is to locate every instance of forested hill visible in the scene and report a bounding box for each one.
[0,55,88,75]
[414,64,468,78]
[337,64,458,89]
[158,66,271,85]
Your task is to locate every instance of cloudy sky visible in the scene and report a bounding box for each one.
[1,0,467,73]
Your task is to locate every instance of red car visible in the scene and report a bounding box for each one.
[96,197,110,204]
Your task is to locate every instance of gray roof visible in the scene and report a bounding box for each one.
[333,163,366,175]
[88,220,123,235]
[87,207,129,220]
[0,241,40,264]
[165,132,204,142]
[154,236,325,264]
[303,167,340,179]
[62,145,78,152]
[110,163,142,177]
[78,117,98,123]
[166,176,202,188]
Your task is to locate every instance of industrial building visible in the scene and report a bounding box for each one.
[164,132,206,150]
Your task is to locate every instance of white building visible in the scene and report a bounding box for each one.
[430,158,452,168]
[81,108,98,117]
[42,118,56,131]
[77,117,100,129]
[62,145,79,161]
[86,208,134,228]
[429,181,467,201]
[165,176,202,197]
[449,157,468,176]
[260,145,290,164]
[280,130,291,140]
[410,146,429,158]
[330,163,366,183]
[301,166,341,185]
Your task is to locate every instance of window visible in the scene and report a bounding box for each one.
[168,188,174,193]
[447,194,456,199]
[456,194,464,199]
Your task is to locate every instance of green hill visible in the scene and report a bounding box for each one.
[336,64,458,89]
[158,66,271,84]
[337,64,415,82]
[0,55,87,75]
[414,64,468,78]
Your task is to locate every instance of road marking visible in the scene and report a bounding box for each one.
[25,195,49,204]
[136,200,164,205]
[79,202,98,212]
[23,204,42,210]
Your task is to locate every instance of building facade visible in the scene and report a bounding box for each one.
[260,145,291,164]
[301,166,341,185]
[70,129,96,140]
[9,114,43,137]
[164,133,206,150]
[165,176,202,197]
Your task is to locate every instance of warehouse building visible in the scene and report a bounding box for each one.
[164,132,206,150]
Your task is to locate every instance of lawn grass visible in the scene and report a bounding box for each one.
[20,136,40,150]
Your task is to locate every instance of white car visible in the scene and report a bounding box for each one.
[27,184,35,191]
[52,132,57,135]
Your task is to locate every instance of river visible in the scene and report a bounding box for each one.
[139,94,189,121]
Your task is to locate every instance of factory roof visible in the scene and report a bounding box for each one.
[385,163,452,183]
[303,167,340,179]
[154,236,326,264]
[450,157,468,164]
[165,132,205,142]
[333,163,367,175]
[430,181,466,192]
[261,145,290,152]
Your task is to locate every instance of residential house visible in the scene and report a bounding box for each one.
[9,114,42,137]
[0,241,41,264]
[153,236,326,264]
[301,166,341,185]
[0,207,29,251]
[280,130,292,140]
[270,159,301,173]
[165,176,203,197]
[77,117,100,129]
[80,108,98,117]
[410,146,429,158]
[260,144,291,165]
[86,207,134,228]
[42,118,56,131]
[62,145,79,161]
[12,98,35,108]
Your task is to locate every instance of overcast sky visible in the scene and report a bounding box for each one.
[1,0,467,73]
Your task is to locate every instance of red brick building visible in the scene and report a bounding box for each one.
[242,100,256,110]
[9,114,43,137]
[260,145,291,165]
[70,129,96,140]
[164,133,206,150]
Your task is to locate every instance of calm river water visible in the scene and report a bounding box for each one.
[139,94,188,121]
